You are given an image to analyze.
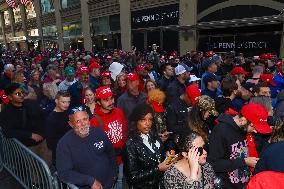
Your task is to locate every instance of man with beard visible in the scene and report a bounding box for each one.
[158,63,174,91]
[166,65,188,104]
[90,86,127,189]
[68,66,90,108]
[117,73,147,123]
[56,106,117,189]
[208,103,272,189]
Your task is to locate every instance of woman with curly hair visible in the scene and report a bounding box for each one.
[123,103,171,189]
[147,88,170,142]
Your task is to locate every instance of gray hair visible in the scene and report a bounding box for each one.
[252,65,264,74]
[249,96,272,112]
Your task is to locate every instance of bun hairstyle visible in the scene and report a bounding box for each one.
[177,129,200,157]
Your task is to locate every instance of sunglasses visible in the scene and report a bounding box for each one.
[188,146,204,156]
[197,147,204,156]
[69,106,86,115]
[14,91,24,96]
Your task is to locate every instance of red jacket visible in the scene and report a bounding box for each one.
[246,171,284,189]
[90,107,127,165]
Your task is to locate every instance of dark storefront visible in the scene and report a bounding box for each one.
[131,4,179,52]
[91,14,121,50]
[196,0,283,56]
[198,24,282,56]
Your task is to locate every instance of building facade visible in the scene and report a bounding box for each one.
[0,0,283,56]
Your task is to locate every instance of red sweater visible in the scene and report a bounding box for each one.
[90,107,127,165]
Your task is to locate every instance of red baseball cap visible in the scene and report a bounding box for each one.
[89,63,103,71]
[127,72,139,81]
[275,61,283,68]
[136,64,146,72]
[231,67,249,76]
[101,72,111,78]
[260,74,276,86]
[77,66,89,75]
[186,84,201,105]
[241,103,272,134]
[206,51,215,57]
[89,57,98,64]
[96,86,113,99]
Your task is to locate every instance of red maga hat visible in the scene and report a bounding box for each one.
[101,72,111,78]
[241,103,272,134]
[260,74,276,86]
[89,57,98,64]
[89,63,103,71]
[77,66,89,75]
[96,86,113,99]
[186,84,201,105]
[127,72,139,81]
[136,64,146,72]
[231,67,249,76]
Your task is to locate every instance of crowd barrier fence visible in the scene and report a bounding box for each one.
[0,128,79,189]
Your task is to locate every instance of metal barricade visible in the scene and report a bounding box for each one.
[0,128,3,172]
[0,130,57,189]
[53,172,79,189]
[0,127,79,189]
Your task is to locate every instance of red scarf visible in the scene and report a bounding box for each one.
[246,134,258,172]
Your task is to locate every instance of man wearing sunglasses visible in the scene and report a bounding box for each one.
[0,83,50,161]
[208,103,272,189]
[56,106,117,189]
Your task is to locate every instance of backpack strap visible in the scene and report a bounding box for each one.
[94,114,104,130]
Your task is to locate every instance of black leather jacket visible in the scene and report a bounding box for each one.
[122,134,165,189]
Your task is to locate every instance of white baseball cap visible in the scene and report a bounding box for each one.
[189,75,201,82]
[175,65,186,75]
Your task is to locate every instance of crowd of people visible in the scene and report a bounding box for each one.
[0,48,284,189]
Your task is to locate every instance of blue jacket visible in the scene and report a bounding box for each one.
[271,73,284,98]
[56,127,117,189]
[255,141,284,174]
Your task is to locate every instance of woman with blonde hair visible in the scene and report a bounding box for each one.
[148,88,169,142]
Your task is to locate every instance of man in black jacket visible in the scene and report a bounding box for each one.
[0,83,51,163]
[208,103,272,189]
[166,64,188,104]
[157,63,174,91]
[1,83,44,146]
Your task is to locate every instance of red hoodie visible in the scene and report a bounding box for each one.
[90,107,127,165]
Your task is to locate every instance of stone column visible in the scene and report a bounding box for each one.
[54,0,64,50]
[119,0,131,51]
[8,8,16,50]
[81,0,92,51]
[280,23,284,58]
[179,0,197,55]
[0,12,8,49]
[33,0,44,50]
[19,4,28,36]
[19,4,28,50]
